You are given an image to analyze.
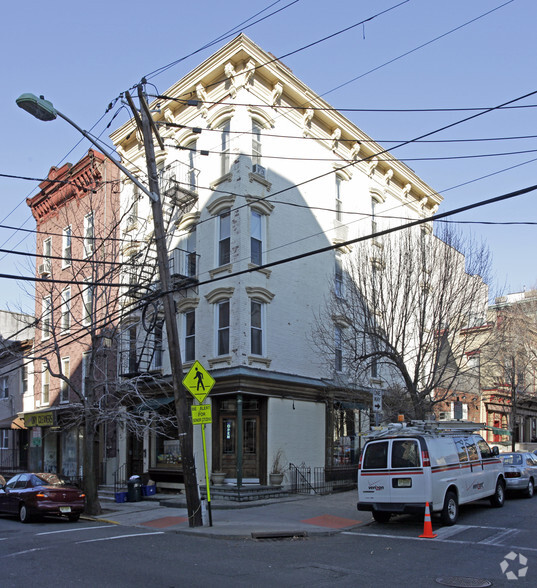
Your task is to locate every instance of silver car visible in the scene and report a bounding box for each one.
[500,452,537,497]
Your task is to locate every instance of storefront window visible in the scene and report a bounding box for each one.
[330,404,367,466]
[156,438,181,467]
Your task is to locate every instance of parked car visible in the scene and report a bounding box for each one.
[499,452,537,497]
[0,473,85,523]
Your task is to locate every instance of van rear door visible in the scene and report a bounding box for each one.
[359,437,427,509]
[389,438,427,505]
[359,440,392,504]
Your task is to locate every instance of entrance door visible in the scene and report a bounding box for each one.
[220,415,260,478]
[216,396,264,480]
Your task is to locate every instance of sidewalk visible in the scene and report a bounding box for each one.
[84,489,369,539]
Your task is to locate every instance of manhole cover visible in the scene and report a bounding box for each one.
[435,577,491,588]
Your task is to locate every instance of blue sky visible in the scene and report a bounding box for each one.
[1,0,535,313]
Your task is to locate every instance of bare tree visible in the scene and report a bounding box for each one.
[313,224,493,420]
[483,291,537,449]
[8,154,170,516]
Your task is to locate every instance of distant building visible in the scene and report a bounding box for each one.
[0,310,34,475]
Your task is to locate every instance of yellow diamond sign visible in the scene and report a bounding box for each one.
[183,360,215,403]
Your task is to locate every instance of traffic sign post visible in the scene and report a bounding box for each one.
[184,361,215,526]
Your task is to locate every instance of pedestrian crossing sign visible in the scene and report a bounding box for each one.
[183,360,215,403]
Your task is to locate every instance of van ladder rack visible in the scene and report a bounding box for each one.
[366,420,485,439]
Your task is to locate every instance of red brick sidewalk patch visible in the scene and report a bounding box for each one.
[301,515,361,529]
[140,516,189,528]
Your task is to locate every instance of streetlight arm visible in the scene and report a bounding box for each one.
[16,93,157,202]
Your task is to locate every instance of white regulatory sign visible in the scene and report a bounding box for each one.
[372,390,382,413]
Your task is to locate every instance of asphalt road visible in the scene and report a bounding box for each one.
[1,491,536,587]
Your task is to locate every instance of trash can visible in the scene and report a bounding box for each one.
[127,475,142,502]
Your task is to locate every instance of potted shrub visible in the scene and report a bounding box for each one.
[210,471,227,485]
[269,449,286,486]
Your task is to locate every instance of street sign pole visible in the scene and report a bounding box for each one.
[201,423,212,526]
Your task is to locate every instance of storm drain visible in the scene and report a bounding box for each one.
[435,577,492,588]
[251,531,308,540]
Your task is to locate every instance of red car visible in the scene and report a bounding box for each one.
[0,473,85,523]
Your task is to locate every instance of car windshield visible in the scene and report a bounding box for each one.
[34,473,67,486]
[502,454,523,465]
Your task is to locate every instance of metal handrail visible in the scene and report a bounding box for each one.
[113,463,128,494]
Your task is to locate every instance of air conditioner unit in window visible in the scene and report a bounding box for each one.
[38,263,51,276]
[252,164,266,178]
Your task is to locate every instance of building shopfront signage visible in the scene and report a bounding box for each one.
[25,411,56,428]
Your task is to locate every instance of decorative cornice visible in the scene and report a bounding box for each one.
[205,287,235,304]
[245,286,275,303]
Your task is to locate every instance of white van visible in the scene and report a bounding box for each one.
[357,421,505,525]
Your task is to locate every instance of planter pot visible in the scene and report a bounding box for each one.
[210,472,226,485]
[269,473,284,486]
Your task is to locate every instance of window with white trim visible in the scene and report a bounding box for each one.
[61,287,71,333]
[81,352,89,397]
[151,321,164,370]
[371,197,378,234]
[60,357,70,403]
[252,122,262,167]
[335,326,343,372]
[82,282,93,326]
[84,212,95,257]
[218,209,231,266]
[1,430,8,449]
[220,121,231,176]
[186,139,197,191]
[41,364,50,405]
[371,358,379,379]
[42,237,52,274]
[250,300,263,356]
[42,296,51,340]
[217,299,230,356]
[62,226,72,267]
[0,376,8,399]
[251,210,263,265]
[184,310,195,363]
[335,252,344,298]
[335,176,342,222]
[21,363,28,394]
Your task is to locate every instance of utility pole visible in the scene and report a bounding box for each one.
[128,83,202,527]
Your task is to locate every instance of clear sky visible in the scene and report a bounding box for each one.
[1,0,535,314]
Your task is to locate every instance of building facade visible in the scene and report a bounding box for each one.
[25,149,121,482]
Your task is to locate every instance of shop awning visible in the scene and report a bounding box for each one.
[134,397,174,413]
[486,426,511,436]
[0,416,26,430]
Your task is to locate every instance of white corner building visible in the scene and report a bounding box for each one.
[110,34,441,488]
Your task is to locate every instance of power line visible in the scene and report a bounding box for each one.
[144,0,300,81]
[322,0,516,98]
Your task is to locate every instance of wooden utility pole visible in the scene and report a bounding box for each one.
[128,83,202,527]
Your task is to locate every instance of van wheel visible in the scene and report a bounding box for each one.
[440,491,458,526]
[490,479,505,507]
[524,478,534,498]
[372,511,391,523]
